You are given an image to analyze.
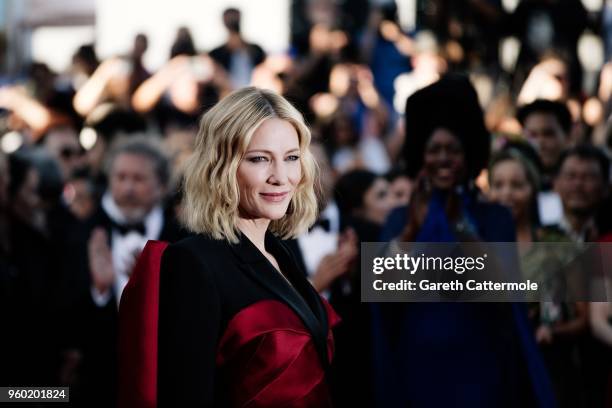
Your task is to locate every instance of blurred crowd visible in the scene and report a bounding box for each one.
[0,0,612,407]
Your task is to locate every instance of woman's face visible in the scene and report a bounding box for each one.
[389,175,412,208]
[361,178,392,225]
[237,118,302,222]
[423,128,465,190]
[488,159,533,222]
[65,179,96,221]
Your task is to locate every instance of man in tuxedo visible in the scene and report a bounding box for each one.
[68,136,185,407]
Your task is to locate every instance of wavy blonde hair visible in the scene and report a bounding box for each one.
[182,87,319,243]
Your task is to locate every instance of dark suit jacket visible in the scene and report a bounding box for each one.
[157,231,339,407]
[4,217,61,386]
[209,42,266,72]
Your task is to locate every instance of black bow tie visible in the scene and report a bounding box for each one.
[309,218,331,233]
[110,219,146,236]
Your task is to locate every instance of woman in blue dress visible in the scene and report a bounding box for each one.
[371,75,556,407]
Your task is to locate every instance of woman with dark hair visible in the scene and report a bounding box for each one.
[488,142,543,243]
[373,76,556,407]
[488,144,588,407]
[334,169,393,242]
[5,153,59,386]
[327,169,392,407]
[329,170,392,407]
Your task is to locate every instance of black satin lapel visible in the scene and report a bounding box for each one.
[235,261,330,370]
[229,231,331,370]
[274,240,329,340]
[268,237,330,370]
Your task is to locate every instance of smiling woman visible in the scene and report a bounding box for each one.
[181,87,318,245]
[374,76,557,407]
[153,87,339,408]
[237,118,302,221]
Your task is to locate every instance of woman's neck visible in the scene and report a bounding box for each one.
[236,217,270,252]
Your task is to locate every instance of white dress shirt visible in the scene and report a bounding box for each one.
[91,192,164,308]
[296,202,342,298]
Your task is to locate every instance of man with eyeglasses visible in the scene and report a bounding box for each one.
[553,144,610,243]
[554,143,612,407]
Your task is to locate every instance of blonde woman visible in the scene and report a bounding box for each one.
[156,87,339,407]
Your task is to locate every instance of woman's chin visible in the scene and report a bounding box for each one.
[261,207,291,221]
[431,180,455,191]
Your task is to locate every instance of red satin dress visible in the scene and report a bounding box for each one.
[217,299,339,407]
[118,233,340,408]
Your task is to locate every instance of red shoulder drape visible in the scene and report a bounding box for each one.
[118,240,168,408]
[118,240,340,408]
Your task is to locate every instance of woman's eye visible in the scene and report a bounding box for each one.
[248,156,268,163]
[286,155,300,161]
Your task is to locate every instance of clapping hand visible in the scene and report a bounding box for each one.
[311,228,359,292]
[88,227,115,295]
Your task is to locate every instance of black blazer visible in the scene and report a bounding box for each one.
[209,43,266,71]
[157,231,336,407]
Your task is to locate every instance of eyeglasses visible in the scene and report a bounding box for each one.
[59,146,85,159]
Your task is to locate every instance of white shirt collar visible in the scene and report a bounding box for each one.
[101,191,164,239]
[320,201,340,234]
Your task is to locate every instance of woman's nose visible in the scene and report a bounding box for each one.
[500,186,513,201]
[268,160,288,184]
[438,149,453,163]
